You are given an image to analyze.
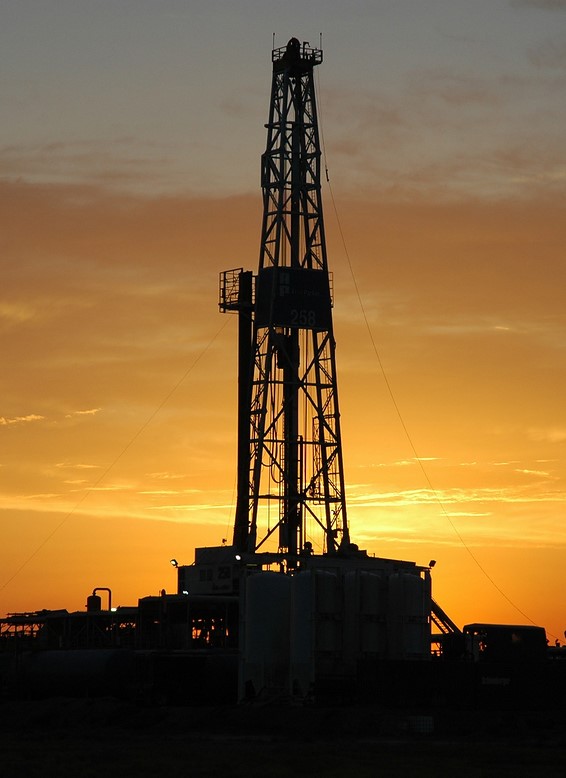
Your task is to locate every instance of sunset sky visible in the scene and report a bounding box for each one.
[1,1,565,641]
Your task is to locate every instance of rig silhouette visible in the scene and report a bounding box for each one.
[1,39,562,707]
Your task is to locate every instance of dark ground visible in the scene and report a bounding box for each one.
[1,698,565,777]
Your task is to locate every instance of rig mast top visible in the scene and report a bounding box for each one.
[271,37,323,73]
[220,38,349,564]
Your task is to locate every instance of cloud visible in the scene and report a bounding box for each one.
[0,414,44,426]
[444,512,491,518]
[149,503,230,513]
[0,302,37,325]
[0,138,185,195]
[146,472,187,480]
[348,485,566,509]
[55,462,101,470]
[321,61,566,201]
[0,179,259,438]
[365,458,439,468]
[89,484,133,492]
[528,427,566,443]
[139,490,182,496]
[22,493,62,500]
[515,468,552,478]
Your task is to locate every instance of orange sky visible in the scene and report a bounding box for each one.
[1,2,566,642]
[1,179,565,640]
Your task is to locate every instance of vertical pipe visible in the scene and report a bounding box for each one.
[233,271,254,551]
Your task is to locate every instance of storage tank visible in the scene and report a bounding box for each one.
[343,570,358,666]
[290,569,341,657]
[388,572,429,659]
[290,568,343,697]
[315,569,340,654]
[359,571,387,656]
[241,572,291,699]
[290,570,315,698]
[342,570,387,665]
[86,594,102,612]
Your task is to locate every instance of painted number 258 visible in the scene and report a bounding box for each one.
[290,309,316,327]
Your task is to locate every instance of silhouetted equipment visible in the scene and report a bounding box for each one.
[86,594,102,613]
[220,39,347,561]
[86,587,112,612]
[1,38,563,709]
[431,597,461,637]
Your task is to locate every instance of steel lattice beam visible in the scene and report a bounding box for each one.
[221,39,350,561]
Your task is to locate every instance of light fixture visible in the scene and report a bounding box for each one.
[170,558,178,568]
[429,560,436,568]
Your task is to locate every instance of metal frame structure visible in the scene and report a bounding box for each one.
[221,39,349,561]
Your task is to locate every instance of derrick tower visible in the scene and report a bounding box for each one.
[220,38,349,561]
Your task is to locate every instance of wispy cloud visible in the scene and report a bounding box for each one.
[0,139,181,194]
[322,61,566,200]
[348,485,566,508]
[65,408,101,419]
[528,427,566,443]
[444,511,491,518]
[149,503,231,513]
[363,458,439,469]
[0,302,37,325]
[515,468,553,478]
[138,489,201,496]
[88,484,133,493]
[22,492,62,500]
[0,414,44,426]
[146,472,187,480]
[55,462,101,470]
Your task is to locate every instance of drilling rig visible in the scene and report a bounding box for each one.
[176,38,432,700]
[220,37,349,562]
